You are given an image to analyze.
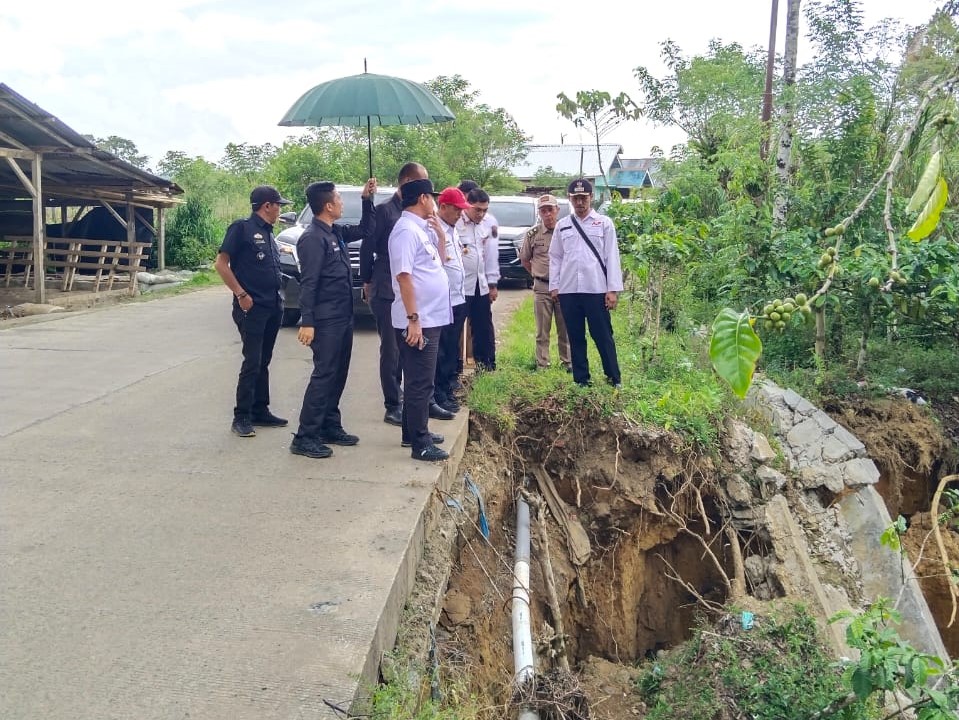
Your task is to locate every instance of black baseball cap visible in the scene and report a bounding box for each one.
[250,185,292,207]
[567,178,593,196]
[401,178,438,207]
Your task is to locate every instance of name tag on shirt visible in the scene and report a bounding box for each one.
[253,232,266,245]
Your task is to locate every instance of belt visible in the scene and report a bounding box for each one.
[533,275,549,283]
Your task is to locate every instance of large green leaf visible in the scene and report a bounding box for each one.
[907,177,949,242]
[906,150,941,213]
[709,308,763,398]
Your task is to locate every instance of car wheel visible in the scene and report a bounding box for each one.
[282,307,301,327]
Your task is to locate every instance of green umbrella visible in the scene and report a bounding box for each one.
[278,70,455,178]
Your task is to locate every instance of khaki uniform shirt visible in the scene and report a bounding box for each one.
[519,223,553,283]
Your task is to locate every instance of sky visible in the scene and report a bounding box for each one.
[0,0,945,171]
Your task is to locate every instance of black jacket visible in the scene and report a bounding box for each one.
[359,194,403,300]
[298,198,374,325]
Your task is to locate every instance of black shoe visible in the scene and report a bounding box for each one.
[438,398,460,414]
[563,364,573,373]
[412,444,449,462]
[320,428,359,446]
[401,432,444,448]
[251,411,288,427]
[383,408,403,426]
[429,402,455,420]
[289,436,333,459]
[231,418,255,437]
[605,377,622,389]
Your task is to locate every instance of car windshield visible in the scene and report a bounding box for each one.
[487,201,535,227]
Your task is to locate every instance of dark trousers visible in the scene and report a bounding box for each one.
[558,293,621,386]
[232,302,282,420]
[465,283,495,370]
[296,317,353,439]
[435,303,466,404]
[396,326,442,452]
[371,296,402,411]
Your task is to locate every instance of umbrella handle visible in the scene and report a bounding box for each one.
[367,117,373,179]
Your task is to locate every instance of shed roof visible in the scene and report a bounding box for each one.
[510,143,624,180]
[0,83,182,208]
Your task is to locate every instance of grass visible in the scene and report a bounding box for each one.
[469,296,733,447]
[637,604,875,720]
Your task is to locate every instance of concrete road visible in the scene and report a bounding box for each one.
[0,286,525,719]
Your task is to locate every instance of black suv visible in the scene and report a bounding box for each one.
[274,186,396,325]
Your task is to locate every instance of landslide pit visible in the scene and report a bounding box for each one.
[385,395,959,718]
[403,404,749,719]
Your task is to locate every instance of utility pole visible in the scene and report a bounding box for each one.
[760,0,780,161]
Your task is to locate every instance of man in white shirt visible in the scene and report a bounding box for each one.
[389,178,453,462]
[549,178,624,387]
[434,187,470,413]
[456,187,500,370]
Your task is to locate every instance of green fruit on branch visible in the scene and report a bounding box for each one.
[784,297,795,307]
[781,312,791,322]
[770,311,781,322]
[783,302,796,313]
[795,293,808,305]
[800,305,813,317]
[764,319,774,330]
[776,320,786,330]
[762,303,774,316]
[827,246,837,257]
[868,277,880,288]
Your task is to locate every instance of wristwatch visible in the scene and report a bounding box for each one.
[407,312,419,321]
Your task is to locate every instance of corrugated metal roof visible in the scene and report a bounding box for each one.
[511,143,623,179]
[0,84,182,207]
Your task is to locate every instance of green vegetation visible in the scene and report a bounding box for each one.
[615,5,959,403]
[165,196,224,269]
[469,296,730,447]
[359,655,482,720]
[637,604,871,720]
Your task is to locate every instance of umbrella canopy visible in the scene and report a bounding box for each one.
[278,72,455,176]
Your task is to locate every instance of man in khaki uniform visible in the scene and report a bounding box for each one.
[520,194,571,370]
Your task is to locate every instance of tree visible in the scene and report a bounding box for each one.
[87,134,150,169]
[220,142,277,179]
[555,90,640,198]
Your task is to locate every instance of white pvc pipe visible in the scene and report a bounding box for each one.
[513,498,539,720]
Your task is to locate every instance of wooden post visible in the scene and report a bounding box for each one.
[32,153,45,304]
[158,207,166,270]
[126,193,137,296]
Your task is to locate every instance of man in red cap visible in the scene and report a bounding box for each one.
[433,187,471,412]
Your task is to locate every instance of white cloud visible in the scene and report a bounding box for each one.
[0,0,943,167]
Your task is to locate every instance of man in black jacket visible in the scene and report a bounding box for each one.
[290,179,375,459]
[215,185,292,438]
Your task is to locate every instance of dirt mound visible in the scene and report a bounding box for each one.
[437,408,738,717]
[824,397,955,518]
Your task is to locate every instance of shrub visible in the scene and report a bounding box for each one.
[166,196,224,269]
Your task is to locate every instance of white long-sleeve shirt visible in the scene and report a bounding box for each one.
[549,209,624,294]
[437,218,466,306]
[455,214,500,297]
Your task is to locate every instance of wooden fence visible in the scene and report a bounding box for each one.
[0,236,152,294]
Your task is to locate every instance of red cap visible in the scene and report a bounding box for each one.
[437,187,471,209]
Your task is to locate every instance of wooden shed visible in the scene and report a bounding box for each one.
[0,83,183,304]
